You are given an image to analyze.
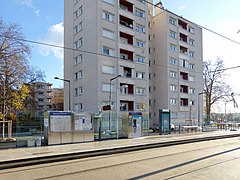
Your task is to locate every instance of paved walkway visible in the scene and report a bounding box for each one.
[0,131,239,163]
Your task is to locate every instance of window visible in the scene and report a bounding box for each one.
[37,85,44,89]
[189,39,194,46]
[135,8,145,18]
[135,24,145,33]
[38,92,44,95]
[74,41,78,49]
[74,6,83,20]
[170,84,177,92]
[189,51,194,58]
[74,103,83,112]
[136,87,145,95]
[170,30,176,38]
[102,11,114,22]
[169,57,177,65]
[74,10,79,19]
[169,44,177,52]
[74,38,83,49]
[180,59,188,68]
[189,75,195,82]
[102,29,115,39]
[74,25,78,35]
[189,63,194,69]
[136,72,145,79]
[38,98,44,102]
[79,6,83,15]
[189,88,195,94]
[188,26,195,34]
[74,22,83,35]
[103,0,115,5]
[136,55,145,63]
[74,70,83,80]
[74,54,83,65]
[102,65,114,74]
[170,71,177,78]
[169,17,176,25]
[74,87,83,96]
[136,40,144,48]
[170,98,178,105]
[103,46,114,56]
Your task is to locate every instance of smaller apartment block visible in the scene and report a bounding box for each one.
[27,82,53,117]
[149,3,203,126]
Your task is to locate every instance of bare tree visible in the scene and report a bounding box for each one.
[0,18,31,139]
[203,58,232,123]
[26,66,46,83]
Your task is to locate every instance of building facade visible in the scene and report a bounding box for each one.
[64,0,150,115]
[148,3,203,126]
[64,0,203,127]
[26,82,53,117]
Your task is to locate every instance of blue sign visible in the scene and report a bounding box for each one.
[50,111,72,116]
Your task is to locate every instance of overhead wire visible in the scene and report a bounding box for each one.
[1,1,240,74]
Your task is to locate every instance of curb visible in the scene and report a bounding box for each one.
[0,133,239,170]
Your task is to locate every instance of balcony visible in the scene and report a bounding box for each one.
[122,67,133,78]
[120,49,133,62]
[180,85,188,94]
[120,100,134,111]
[120,83,134,95]
[119,15,133,29]
[178,19,187,30]
[180,98,188,107]
[180,72,188,81]
[119,0,133,13]
[180,46,188,57]
[120,32,133,45]
[180,33,187,43]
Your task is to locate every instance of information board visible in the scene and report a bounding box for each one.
[74,115,92,131]
[50,112,72,132]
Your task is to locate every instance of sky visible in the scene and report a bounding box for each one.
[0,0,240,113]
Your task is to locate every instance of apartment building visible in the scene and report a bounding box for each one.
[149,3,203,126]
[26,82,53,117]
[64,0,203,127]
[64,0,150,116]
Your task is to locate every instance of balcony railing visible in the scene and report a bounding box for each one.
[120,20,133,29]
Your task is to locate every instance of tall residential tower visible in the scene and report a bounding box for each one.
[64,0,203,127]
[64,0,150,115]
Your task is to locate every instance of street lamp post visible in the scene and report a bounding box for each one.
[109,75,121,131]
[54,77,71,111]
[198,92,204,127]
